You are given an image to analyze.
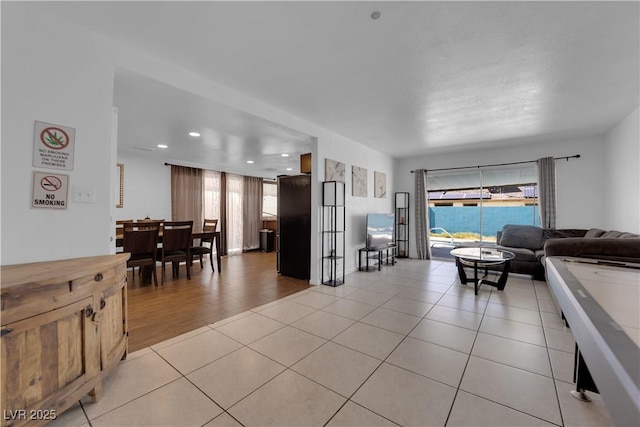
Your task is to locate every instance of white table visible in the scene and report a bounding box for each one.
[546,257,640,427]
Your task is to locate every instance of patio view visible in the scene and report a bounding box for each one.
[428,183,539,259]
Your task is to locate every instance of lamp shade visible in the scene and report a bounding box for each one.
[323,181,345,206]
[395,192,408,208]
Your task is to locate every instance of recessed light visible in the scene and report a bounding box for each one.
[281,153,290,157]
[157,144,168,149]
[246,160,254,164]
[188,132,200,137]
[286,168,293,171]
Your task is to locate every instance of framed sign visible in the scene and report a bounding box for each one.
[33,121,75,171]
[32,171,69,209]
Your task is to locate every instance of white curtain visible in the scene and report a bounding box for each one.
[537,157,557,228]
[226,174,244,255]
[414,169,431,260]
[203,170,221,224]
[203,170,221,255]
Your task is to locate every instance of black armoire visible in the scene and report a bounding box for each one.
[277,174,311,279]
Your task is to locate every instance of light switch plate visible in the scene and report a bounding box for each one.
[71,186,96,203]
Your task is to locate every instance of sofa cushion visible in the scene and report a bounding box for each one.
[619,232,640,239]
[543,228,588,240]
[500,246,538,262]
[584,228,606,238]
[601,230,625,238]
[544,237,640,264]
[499,225,543,251]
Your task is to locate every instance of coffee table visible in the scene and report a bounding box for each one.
[450,247,516,295]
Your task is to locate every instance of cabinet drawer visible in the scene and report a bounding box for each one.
[1,268,120,325]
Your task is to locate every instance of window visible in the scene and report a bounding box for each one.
[263,181,277,220]
[427,166,539,246]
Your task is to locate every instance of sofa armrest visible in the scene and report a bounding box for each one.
[544,238,640,263]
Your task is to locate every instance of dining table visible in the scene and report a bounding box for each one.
[116,228,222,283]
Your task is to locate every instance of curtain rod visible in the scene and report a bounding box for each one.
[165,161,278,181]
[410,154,580,173]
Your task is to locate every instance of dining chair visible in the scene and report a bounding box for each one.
[115,220,134,253]
[122,221,161,287]
[137,218,165,229]
[157,220,193,285]
[190,219,218,270]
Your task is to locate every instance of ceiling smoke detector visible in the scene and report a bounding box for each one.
[370,11,381,20]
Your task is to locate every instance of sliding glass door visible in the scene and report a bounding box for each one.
[480,167,539,241]
[427,166,538,256]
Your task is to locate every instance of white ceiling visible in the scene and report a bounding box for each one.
[35,1,639,178]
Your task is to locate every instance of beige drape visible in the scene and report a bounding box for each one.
[537,157,557,229]
[414,169,431,260]
[243,176,263,250]
[170,165,203,227]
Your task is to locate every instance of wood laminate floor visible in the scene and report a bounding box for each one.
[126,251,310,352]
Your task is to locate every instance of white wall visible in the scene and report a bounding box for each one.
[315,133,395,279]
[394,136,607,257]
[604,107,640,233]
[1,3,394,283]
[116,152,172,222]
[1,4,117,265]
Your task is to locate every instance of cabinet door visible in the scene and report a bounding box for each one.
[1,297,99,426]
[98,278,127,371]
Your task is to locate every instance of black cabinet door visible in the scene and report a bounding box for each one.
[277,175,311,279]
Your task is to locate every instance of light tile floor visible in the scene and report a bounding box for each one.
[50,259,615,427]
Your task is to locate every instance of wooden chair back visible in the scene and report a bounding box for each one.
[116,219,134,234]
[162,221,193,252]
[137,219,164,229]
[123,222,161,256]
[200,219,218,243]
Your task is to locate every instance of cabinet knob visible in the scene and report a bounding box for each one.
[86,305,94,317]
[94,273,104,282]
[100,298,106,310]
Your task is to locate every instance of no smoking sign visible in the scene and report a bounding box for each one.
[32,171,69,209]
[33,120,75,171]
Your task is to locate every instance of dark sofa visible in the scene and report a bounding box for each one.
[494,225,640,280]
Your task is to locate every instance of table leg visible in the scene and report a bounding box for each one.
[140,266,152,285]
[456,258,471,289]
[215,234,222,273]
[473,261,479,295]
[571,343,598,401]
[496,260,511,290]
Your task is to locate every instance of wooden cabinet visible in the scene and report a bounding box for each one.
[1,254,129,427]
